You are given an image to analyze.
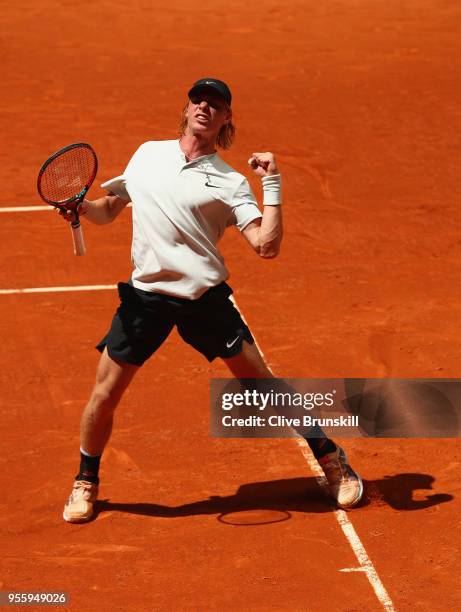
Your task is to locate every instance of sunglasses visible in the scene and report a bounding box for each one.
[189,96,227,111]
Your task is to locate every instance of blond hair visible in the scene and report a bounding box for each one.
[178,102,236,150]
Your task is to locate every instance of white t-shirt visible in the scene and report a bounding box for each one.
[101,140,262,299]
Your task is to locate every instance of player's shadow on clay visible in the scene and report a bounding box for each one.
[95,473,452,521]
[96,477,326,522]
[365,473,453,510]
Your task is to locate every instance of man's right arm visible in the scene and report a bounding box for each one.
[59,194,130,225]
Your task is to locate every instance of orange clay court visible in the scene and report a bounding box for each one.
[1,1,461,610]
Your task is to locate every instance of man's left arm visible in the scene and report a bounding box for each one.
[242,152,283,259]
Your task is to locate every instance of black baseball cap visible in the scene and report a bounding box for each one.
[188,78,232,106]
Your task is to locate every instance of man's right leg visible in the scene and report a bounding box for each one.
[63,348,139,523]
[80,347,139,456]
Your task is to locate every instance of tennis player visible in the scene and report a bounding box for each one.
[61,78,363,523]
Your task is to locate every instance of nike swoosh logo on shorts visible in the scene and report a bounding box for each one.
[226,336,240,349]
[205,180,219,187]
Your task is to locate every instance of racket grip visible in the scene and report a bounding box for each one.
[70,220,86,256]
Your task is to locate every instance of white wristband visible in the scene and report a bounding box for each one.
[261,174,282,206]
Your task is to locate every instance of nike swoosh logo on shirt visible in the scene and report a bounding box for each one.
[226,336,240,349]
[205,180,219,187]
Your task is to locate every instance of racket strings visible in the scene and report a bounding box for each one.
[39,146,96,204]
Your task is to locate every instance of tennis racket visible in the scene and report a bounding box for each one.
[37,143,98,256]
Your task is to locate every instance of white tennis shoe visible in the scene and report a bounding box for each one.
[319,447,363,509]
[63,480,99,523]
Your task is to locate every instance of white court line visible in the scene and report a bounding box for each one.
[0,280,395,611]
[0,206,51,212]
[230,295,396,612]
[0,284,117,295]
[0,204,132,212]
[296,444,395,611]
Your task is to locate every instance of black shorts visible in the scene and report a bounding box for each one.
[96,281,254,366]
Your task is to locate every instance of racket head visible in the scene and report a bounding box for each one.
[37,143,98,210]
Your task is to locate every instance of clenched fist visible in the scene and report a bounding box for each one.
[248,152,279,177]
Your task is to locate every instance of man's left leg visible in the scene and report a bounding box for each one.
[221,340,363,509]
